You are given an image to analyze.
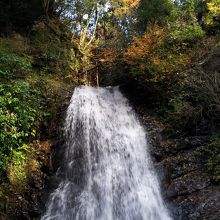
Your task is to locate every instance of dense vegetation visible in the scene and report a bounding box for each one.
[0,0,220,216]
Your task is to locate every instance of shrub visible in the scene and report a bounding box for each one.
[197,135,220,182]
[123,24,195,86]
[0,81,39,174]
[0,45,32,79]
[7,145,30,185]
[168,23,205,44]
[204,0,220,31]
[31,20,73,75]
[189,67,220,122]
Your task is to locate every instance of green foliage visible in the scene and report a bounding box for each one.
[0,81,39,173]
[31,20,73,75]
[168,95,199,123]
[166,59,220,126]
[188,67,220,122]
[135,0,174,31]
[8,145,30,185]
[0,46,32,79]
[0,29,76,181]
[168,24,205,44]
[205,0,220,29]
[177,0,201,21]
[197,135,220,182]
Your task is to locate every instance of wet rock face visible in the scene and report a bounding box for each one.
[142,115,220,220]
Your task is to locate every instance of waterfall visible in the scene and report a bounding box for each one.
[42,86,172,220]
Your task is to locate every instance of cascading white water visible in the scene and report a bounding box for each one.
[42,86,172,220]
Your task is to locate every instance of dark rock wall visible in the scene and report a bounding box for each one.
[142,115,220,220]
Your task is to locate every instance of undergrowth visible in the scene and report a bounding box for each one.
[197,134,220,182]
[0,20,79,213]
